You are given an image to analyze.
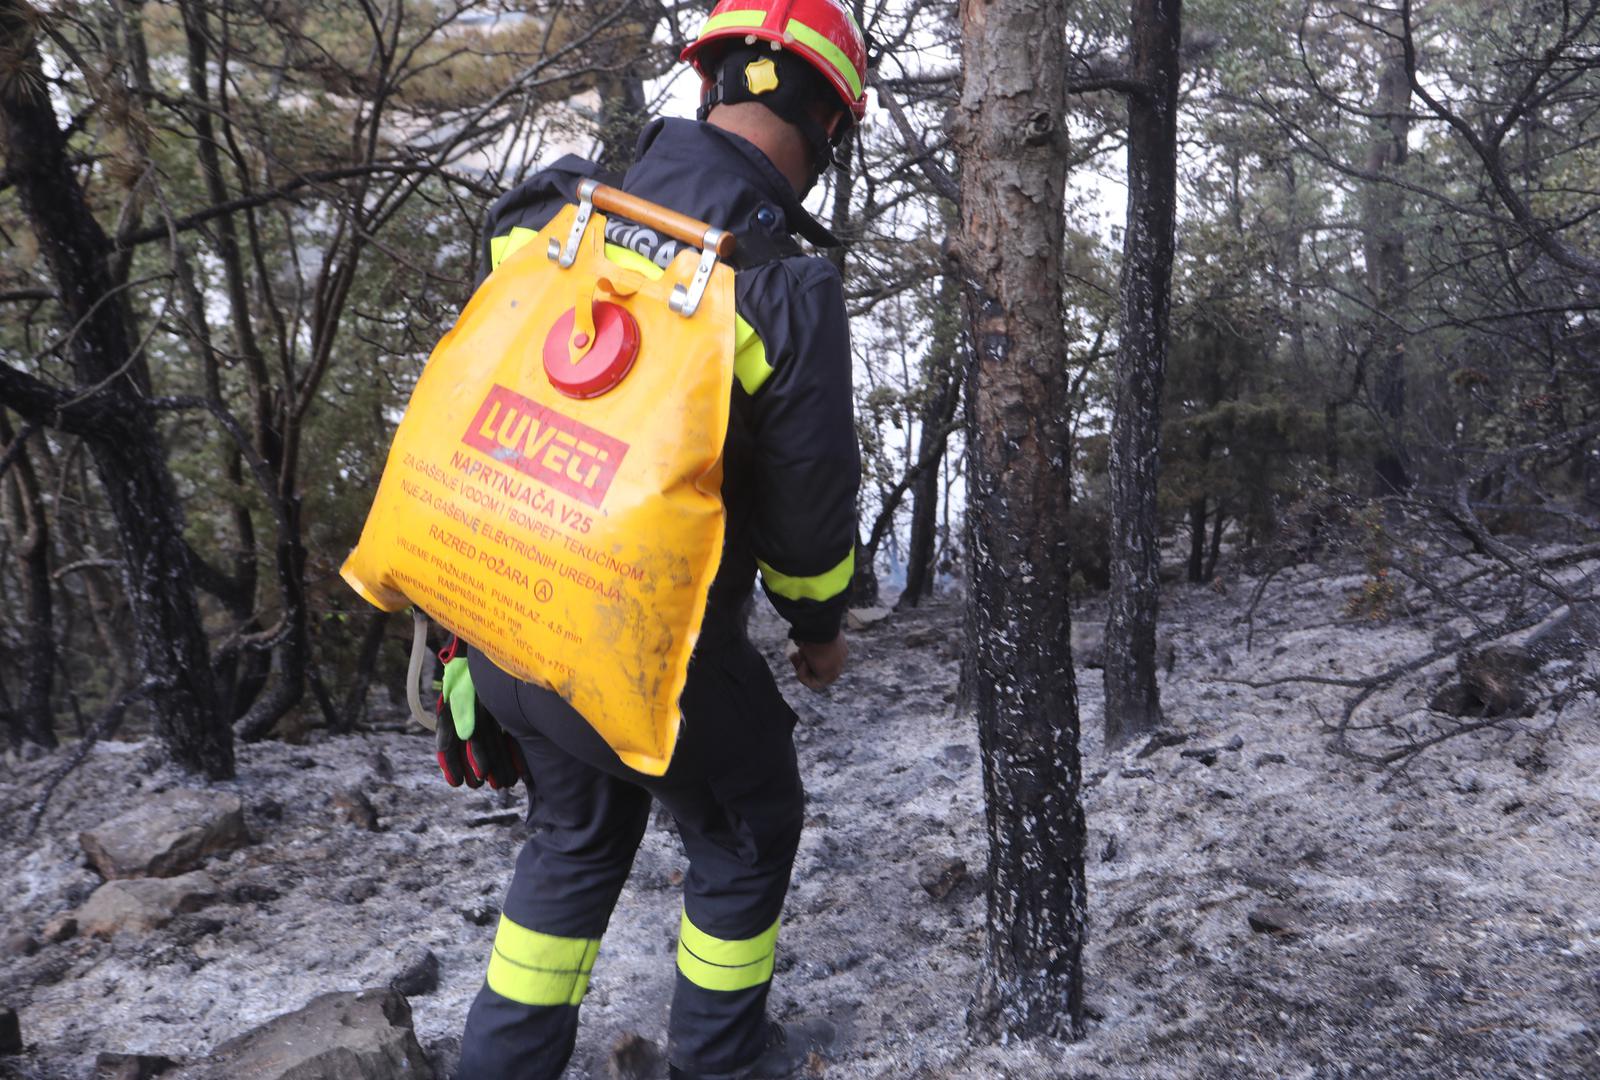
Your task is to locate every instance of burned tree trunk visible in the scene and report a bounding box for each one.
[901,446,944,605]
[1205,499,1225,580]
[1187,493,1208,584]
[1104,0,1181,747]
[954,0,1086,1042]
[1364,21,1412,495]
[1185,413,1216,585]
[0,1,232,777]
[901,274,964,609]
[340,610,392,731]
[0,416,54,748]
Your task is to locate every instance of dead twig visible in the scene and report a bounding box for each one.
[1226,574,1595,773]
[1244,564,1283,652]
[26,682,159,838]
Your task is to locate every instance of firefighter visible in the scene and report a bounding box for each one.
[440,1,868,1076]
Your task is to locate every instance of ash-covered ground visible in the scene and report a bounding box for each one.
[3,561,1598,1079]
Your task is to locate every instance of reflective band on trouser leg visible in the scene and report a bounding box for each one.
[485,914,601,1006]
[676,911,781,993]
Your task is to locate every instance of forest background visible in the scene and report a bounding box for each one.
[7,0,1594,766]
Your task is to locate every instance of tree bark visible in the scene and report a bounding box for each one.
[1325,399,1341,477]
[1205,498,1225,580]
[901,273,964,609]
[1186,358,1219,586]
[235,496,316,741]
[1186,495,1207,584]
[1104,0,1181,747]
[0,415,54,748]
[1365,18,1411,495]
[339,609,391,731]
[955,0,1086,1042]
[0,0,232,777]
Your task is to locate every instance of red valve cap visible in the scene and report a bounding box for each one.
[543,303,640,399]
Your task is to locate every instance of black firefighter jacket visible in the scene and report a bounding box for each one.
[478,118,860,644]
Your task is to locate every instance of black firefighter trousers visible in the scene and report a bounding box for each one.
[457,628,803,1080]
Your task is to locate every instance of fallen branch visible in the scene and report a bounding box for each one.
[26,682,159,838]
[1220,584,1594,771]
[1243,564,1283,652]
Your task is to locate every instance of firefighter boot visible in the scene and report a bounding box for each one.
[744,1018,836,1078]
[670,1018,835,1080]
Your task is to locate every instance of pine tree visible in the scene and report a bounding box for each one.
[955,0,1088,1041]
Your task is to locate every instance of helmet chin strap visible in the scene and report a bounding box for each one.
[697,53,849,195]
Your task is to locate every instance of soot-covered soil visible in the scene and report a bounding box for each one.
[3,564,1598,1079]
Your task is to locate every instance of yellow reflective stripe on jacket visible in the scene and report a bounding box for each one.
[484,914,600,1007]
[490,232,773,394]
[677,911,780,993]
[733,317,772,394]
[757,546,854,603]
[490,225,541,270]
[603,243,665,279]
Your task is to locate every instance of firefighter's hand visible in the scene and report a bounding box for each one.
[436,657,526,790]
[789,633,848,692]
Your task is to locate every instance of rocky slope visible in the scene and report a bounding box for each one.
[2,561,1597,1079]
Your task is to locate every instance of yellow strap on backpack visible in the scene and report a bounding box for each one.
[340,181,737,775]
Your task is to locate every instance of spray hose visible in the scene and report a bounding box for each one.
[406,609,437,732]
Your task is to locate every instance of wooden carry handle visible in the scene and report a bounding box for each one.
[588,182,736,258]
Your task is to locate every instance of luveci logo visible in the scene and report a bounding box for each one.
[462,385,629,509]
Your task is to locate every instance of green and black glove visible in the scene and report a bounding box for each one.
[435,639,526,791]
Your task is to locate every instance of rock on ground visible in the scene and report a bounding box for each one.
[38,913,76,943]
[93,1051,179,1079]
[605,1031,662,1079]
[79,790,248,880]
[172,989,432,1080]
[914,856,968,900]
[77,873,219,939]
[390,949,440,997]
[330,789,381,832]
[1458,643,1540,716]
[845,606,891,631]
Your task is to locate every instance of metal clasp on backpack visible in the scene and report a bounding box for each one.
[548,179,599,268]
[549,179,726,318]
[669,228,727,319]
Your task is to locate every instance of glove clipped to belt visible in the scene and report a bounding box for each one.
[435,638,526,790]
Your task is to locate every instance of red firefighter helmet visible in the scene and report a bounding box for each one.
[681,0,868,121]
